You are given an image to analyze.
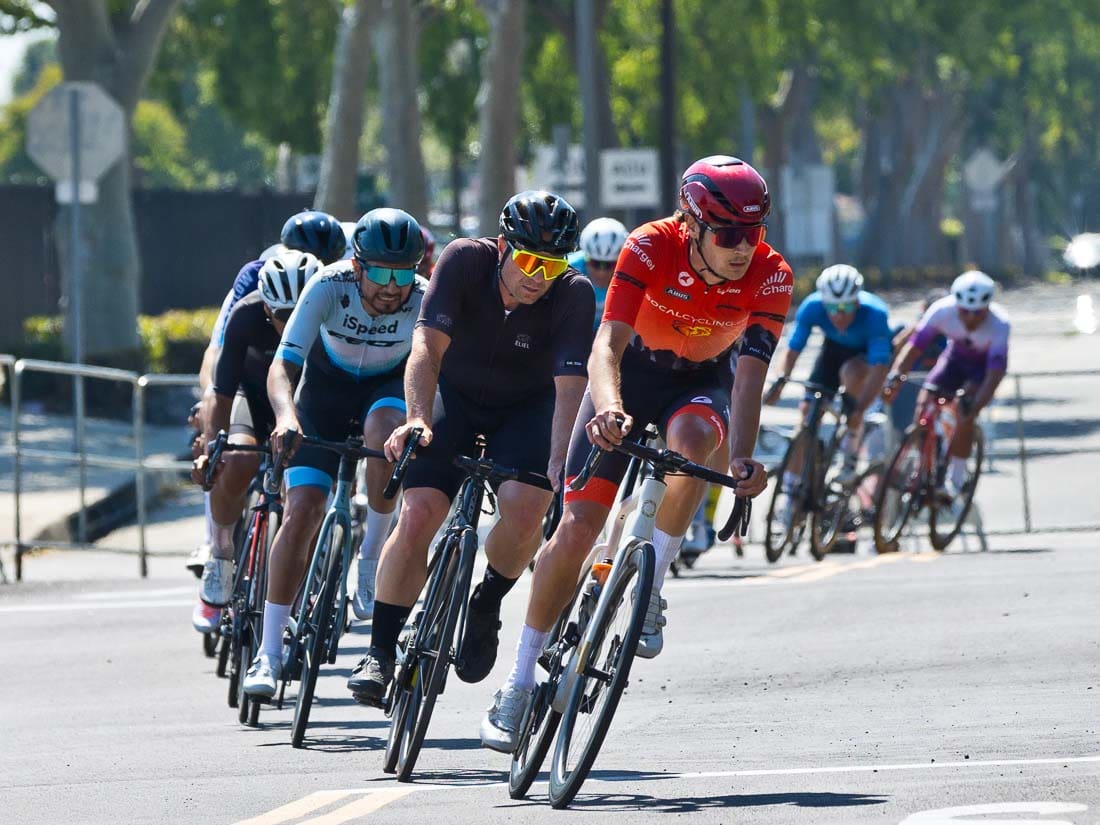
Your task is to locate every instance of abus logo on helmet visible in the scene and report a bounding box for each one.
[683,190,703,219]
[757,270,793,296]
[742,204,762,213]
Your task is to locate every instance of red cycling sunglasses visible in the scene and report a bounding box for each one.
[703,221,766,249]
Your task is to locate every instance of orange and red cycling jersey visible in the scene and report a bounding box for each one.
[603,217,794,370]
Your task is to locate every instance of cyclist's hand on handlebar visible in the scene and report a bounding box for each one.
[385,421,431,462]
[762,377,786,406]
[270,416,303,465]
[730,458,767,498]
[586,408,632,451]
[190,454,221,491]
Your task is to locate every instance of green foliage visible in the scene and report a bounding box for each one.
[0,0,53,35]
[13,308,219,374]
[12,37,56,96]
[0,62,61,183]
[132,100,205,188]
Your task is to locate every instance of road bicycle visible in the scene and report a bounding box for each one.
[873,386,983,552]
[764,380,864,562]
[509,434,750,808]
[203,433,284,726]
[382,433,552,781]
[263,430,413,748]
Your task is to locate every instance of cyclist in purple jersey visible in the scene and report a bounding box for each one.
[884,271,1009,497]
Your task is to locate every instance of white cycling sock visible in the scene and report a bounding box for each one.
[260,601,292,662]
[211,519,237,561]
[358,506,396,563]
[652,528,684,591]
[949,456,968,488]
[504,624,551,693]
[782,470,800,493]
[203,492,215,545]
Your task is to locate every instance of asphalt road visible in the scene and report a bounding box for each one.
[2,530,1098,825]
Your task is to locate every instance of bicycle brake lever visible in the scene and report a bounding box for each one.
[383,426,421,500]
[717,496,752,542]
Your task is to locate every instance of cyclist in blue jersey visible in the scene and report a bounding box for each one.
[567,217,628,331]
[765,265,893,493]
[241,208,428,699]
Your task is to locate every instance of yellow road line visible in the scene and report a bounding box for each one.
[788,551,906,583]
[767,560,836,578]
[908,551,942,563]
[230,790,354,825]
[297,789,416,825]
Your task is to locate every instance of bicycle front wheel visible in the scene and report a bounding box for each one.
[929,428,984,551]
[873,427,925,552]
[765,429,811,562]
[509,577,584,799]
[290,520,346,749]
[549,540,654,809]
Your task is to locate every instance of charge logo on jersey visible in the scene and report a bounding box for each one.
[757,269,793,297]
[674,324,712,338]
[624,237,656,271]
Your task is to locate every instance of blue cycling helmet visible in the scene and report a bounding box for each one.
[352,208,426,267]
[280,210,346,265]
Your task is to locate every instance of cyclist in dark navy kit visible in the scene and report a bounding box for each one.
[345,190,594,707]
[187,250,321,635]
[188,210,348,576]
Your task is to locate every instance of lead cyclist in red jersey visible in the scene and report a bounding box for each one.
[480,155,794,751]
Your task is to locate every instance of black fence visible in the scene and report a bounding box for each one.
[0,184,315,335]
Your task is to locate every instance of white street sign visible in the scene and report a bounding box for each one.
[55,180,99,205]
[27,82,126,183]
[600,148,660,208]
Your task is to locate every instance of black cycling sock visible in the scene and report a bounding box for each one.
[469,564,518,614]
[369,601,412,659]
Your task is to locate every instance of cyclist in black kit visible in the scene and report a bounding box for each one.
[188,250,321,633]
[346,191,595,705]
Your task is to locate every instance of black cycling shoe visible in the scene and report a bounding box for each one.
[347,648,395,706]
[454,601,502,684]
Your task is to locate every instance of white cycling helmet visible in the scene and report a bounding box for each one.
[580,217,628,263]
[259,250,321,311]
[951,270,996,310]
[816,264,863,303]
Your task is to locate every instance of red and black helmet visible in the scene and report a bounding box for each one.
[679,155,770,226]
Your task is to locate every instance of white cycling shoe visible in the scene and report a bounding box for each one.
[199,558,235,607]
[242,653,281,699]
[635,589,667,659]
[479,685,532,754]
[352,557,377,621]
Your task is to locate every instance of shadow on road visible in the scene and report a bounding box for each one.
[390,767,509,786]
[563,789,889,813]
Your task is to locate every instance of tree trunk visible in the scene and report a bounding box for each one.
[315,0,378,219]
[857,78,964,273]
[49,0,182,360]
[373,0,429,223]
[476,0,526,236]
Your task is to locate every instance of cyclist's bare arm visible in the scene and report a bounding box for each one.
[198,343,219,397]
[969,368,1006,417]
[548,375,587,491]
[883,341,926,401]
[728,355,769,497]
[201,393,233,446]
[267,358,302,456]
[764,347,800,404]
[856,363,891,411]
[587,320,634,447]
[384,326,449,460]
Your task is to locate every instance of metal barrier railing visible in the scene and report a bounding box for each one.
[2,356,196,580]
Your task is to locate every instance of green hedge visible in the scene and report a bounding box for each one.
[3,308,217,415]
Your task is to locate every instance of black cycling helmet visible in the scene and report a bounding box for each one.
[352,207,426,267]
[499,190,579,256]
[280,210,346,265]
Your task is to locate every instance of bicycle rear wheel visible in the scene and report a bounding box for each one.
[929,429,984,551]
[765,430,811,562]
[548,540,654,809]
[873,427,925,552]
[290,521,345,749]
[509,579,584,799]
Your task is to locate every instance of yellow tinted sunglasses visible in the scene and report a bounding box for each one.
[511,246,570,281]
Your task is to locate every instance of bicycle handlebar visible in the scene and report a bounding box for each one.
[452,453,553,491]
[383,427,421,500]
[569,436,752,538]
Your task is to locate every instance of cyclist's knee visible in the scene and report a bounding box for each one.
[394,488,449,543]
[363,407,403,450]
[498,483,552,538]
[665,415,719,464]
[281,487,327,542]
[218,451,259,491]
[548,505,604,559]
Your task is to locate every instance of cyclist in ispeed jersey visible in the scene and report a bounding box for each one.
[188,250,320,634]
[568,217,629,329]
[481,156,793,752]
[883,270,1009,498]
[764,265,893,496]
[345,191,594,707]
[241,208,428,698]
[188,211,347,575]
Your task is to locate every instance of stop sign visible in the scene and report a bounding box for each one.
[27,82,126,183]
